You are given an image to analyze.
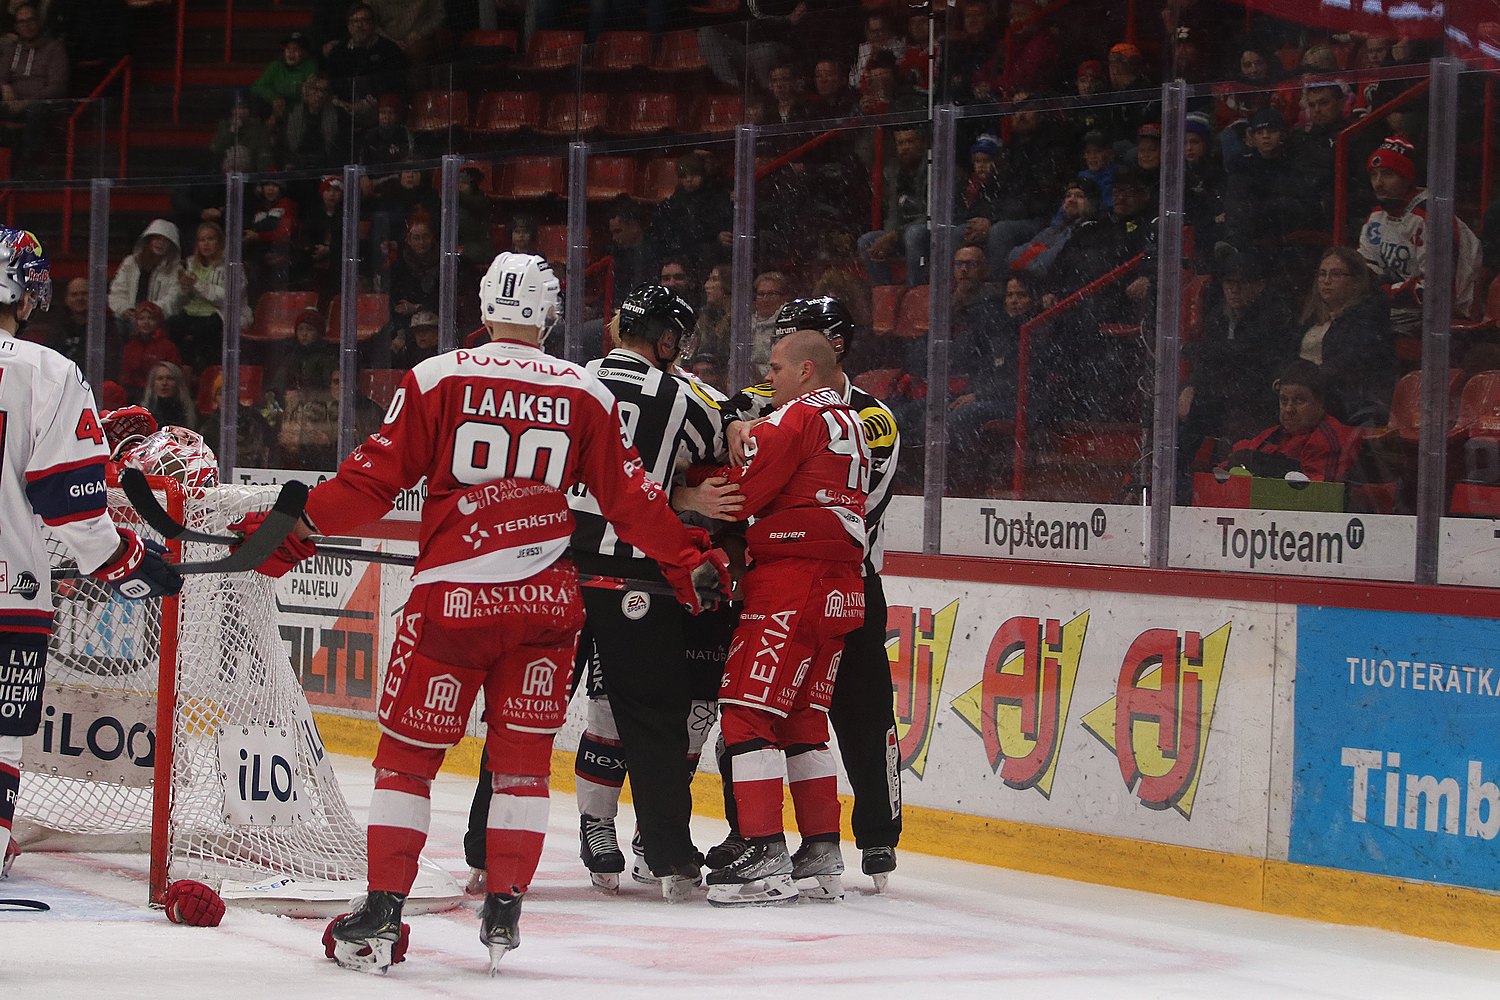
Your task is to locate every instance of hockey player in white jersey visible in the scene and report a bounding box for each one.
[0,229,183,879]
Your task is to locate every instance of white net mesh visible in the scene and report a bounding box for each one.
[18,479,365,889]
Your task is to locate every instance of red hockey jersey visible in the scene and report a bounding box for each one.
[303,338,704,585]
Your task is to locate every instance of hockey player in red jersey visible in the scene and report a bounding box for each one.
[698,330,870,906]
[0,228,182,881]
[228,252,728,974]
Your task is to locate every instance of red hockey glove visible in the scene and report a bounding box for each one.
[663,528,732,615]
[322,913,410,965]
[163,879,225,927]
[92,528,183,599]
[227,510,317,578]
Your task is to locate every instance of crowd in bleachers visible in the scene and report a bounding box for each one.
[9,0,1498,499]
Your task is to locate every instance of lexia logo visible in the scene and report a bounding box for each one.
[1341,749,1500,839]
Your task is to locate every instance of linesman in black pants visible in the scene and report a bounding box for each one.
[712,296,903,890]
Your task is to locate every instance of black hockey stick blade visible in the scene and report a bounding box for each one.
[172,480,309,575]
[0,897,50,912]
[119,468,236,545]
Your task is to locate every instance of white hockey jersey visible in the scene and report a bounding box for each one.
[0,335,121,626]
[1358,188,1481,316]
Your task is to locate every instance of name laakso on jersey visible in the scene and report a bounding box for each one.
[462,386,571,424]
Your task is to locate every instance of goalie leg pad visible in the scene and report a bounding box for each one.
[0,634,48,738]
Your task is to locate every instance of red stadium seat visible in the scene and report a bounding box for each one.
[496,156,566,200]
[638,156,681,202]
[459,29,518,53]
[586,157,639,202]
[1454,274,1500,332]
[246,291,319,342]
[536,93,609,136]
[893,284,929,338]
[870,285,905,336]
[652,29,706,72]
[521,30,584,71]
[359,369,406,410]
[592,31,652,71]
[409,89,470,132]
[325,293,390,342]
[852,367,902,398]
[537,224,569,265]
[692,95,744,133]
[607,93,680,137]
[471,92,541,135]
[196,364,263,415]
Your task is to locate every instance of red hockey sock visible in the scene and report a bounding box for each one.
[486,775,550,895]
[786,746,840,839]
[366,771,431,894]
[729,746,787,839]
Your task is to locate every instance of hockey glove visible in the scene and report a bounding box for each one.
[163,879,226,927]
[227,510,317,578]
[664,528,732,614]
[322,913,410,965]
[92,529,183,600]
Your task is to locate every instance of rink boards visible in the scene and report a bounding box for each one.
[253,520,1500,948]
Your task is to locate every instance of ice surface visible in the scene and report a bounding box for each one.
[5,755,1499,999]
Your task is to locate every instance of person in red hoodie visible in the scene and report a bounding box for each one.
[117,301,183,396]
[1224,359,1360,483]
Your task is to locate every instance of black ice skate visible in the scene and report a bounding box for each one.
[791,838,845,902]
[580,814,625,892]
[704,832,749,871]
[862,846,897,893]
[705,836,797,907]
[326,890,408,974]
[480,891,523,974]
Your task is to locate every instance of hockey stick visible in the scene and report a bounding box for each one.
[0,898,50,911]
[121,469,716,600]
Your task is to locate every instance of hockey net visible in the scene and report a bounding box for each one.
[15,475,458,914]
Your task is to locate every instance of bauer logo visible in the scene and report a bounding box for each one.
[885,600,958,778]
[951,611,1089,798]
[423,674,463,715]
[1079,622,1231,818]
[1292,606,1500,891]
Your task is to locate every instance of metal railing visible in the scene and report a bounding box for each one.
[63,56,132,254]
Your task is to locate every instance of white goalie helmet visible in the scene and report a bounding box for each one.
[480,251,561,341]
[119,426,220,490]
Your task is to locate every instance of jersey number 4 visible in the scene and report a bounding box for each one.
[822,409,871,493]
[452,421,572,489]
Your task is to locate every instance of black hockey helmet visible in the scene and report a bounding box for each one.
[772,296,854,361]
[618,283,697,363]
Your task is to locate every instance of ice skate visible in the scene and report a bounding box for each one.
[654,861,703,902]
[862,846,897,893]
[628,829,659,887]
[705,837,798,907]
[325,890,408,974]
[480,891,523,974]
[704,832,749,871]
[791,839,845,902]
[580,814,625,892]
[464,867,486,896]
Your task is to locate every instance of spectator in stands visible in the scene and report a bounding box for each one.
[387,215,439,333]
[1076,130,1117,213]
[1223,359,1359,483]
[243,177,299,297]
[697,1,804,92]
[271,307,337,396]
[860,49,925,115]
[697,263,731,361]
[807,56,858,119]
[171,145,251,243]
[858,124,930,286]
[1223,106,1321,252]
[0,3,65,178]
[602,198,660,294]
[765,61,805,125]
[455,165,493,276]
[1179,246,1299,488]
[118,302,182,396]
[954,132,1044,267]
[1132,121,1161,188]
[657,258,697,306]
[356,93,415,166]
[141,360,197,432]
[367,169,437,289]
[210,90,275,174]
[1009,178,1122,296]
[898,8,934,93]
[1183,112,1225,260]
[973,7,1058,101]
[252,31,318,133]
[647,153,732,269]
[687,352,726,392]
[391,307,440,369]
[109,218,183,332]
[940,0,998,103]
[1215,39,1282,163]
[299,175,344,301]
[850,9,905,92]
[174,221,251,376]
[505,213,538,255]
[200,371,273,468]
[32,275,91,368]
[1358,135,1482,337]
[749,269,791,374]
[324,2,407,127]
[1112,165,1157,308]
[1005,89,1076,227]
[282,73,348,170]
[363,0,445,86]
[1285,81,1349,229]
[1299,245,1395,426]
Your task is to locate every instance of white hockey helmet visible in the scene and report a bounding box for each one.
[479,251,560,341]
